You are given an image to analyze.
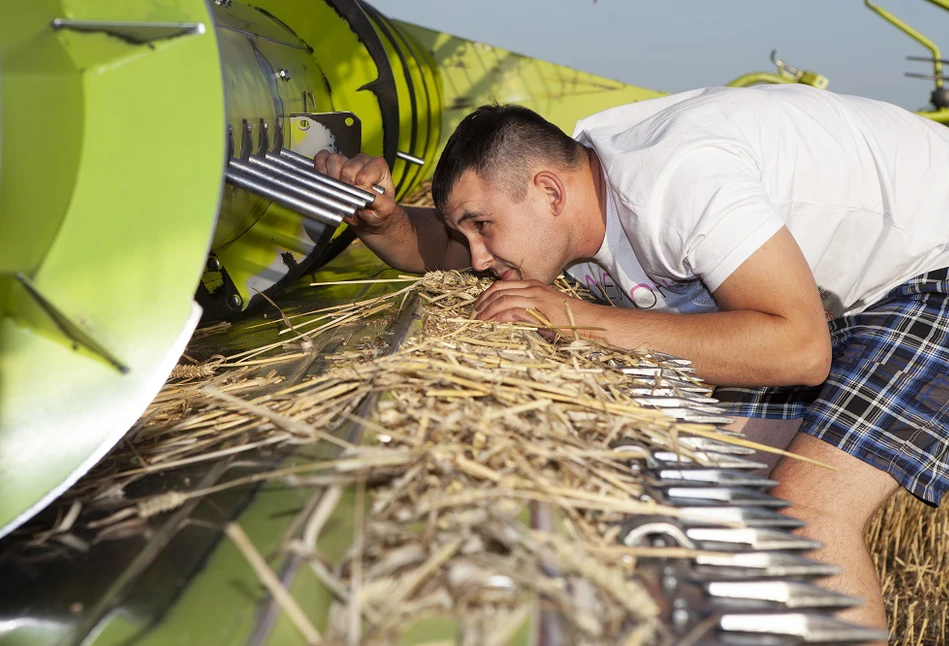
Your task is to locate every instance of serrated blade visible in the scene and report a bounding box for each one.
[706,581,862,609]
[677,506,805,529]
[656,468,778,488]
[652,450,769,471]
[663,487,791,508]
[686,527,822,552]
[718,612,889,643]
[693,552,841,580]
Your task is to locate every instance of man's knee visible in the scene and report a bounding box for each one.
[769,434,899,530]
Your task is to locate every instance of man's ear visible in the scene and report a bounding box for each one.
[534,171,566,216]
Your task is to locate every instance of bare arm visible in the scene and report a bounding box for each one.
[314,151,470,273]
[358,204,470,274]
[474,227,832,387]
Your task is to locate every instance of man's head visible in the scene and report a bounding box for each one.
[432,104,595,283]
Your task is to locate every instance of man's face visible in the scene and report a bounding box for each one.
[442,169,567,283]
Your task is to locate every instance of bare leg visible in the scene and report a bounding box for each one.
[770,434,898,642]
[723,417,802,476]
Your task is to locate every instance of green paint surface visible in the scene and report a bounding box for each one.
[0,0,225,538]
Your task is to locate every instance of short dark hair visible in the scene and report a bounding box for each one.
[431,104,585,211]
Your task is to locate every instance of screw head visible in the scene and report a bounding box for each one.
[207,257,222,271]
[227,294,242,309]
[277,69,291,81]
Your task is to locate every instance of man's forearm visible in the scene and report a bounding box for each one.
[577,301,831,387]
[355,206,470,274]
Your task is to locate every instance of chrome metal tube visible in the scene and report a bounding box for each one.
[224,167,343,227]
[271,150,380,203]
[396,150,425,166]
[229,158,357,217]
[246,156,368,210]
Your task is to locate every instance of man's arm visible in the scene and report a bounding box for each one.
[473,227,832,387]
[314,151,470,273]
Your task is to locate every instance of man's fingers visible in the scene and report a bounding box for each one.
[312,149,331,173]
[340,153,371,185]
[473,280,538,310]
[482,306,536,325]
[325,153,347,179]
[475,294,548,322]
[474,283,548,313]
[355,157,391,189]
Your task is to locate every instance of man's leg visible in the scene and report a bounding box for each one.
[724,417,801,476]
[770,433,899,640]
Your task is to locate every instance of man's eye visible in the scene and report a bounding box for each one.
[475,221,488,231]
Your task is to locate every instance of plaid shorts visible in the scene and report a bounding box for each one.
[715,267,949,506]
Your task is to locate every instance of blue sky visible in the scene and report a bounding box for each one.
[369,0,949,111]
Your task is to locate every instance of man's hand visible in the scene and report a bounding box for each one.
[312,151,471,274]
[313,151,397,233]
[473,280,596,337]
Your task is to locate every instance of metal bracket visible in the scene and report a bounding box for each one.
[288,112,361,159]
[240,119,253,161]
[272,117,284,154]
[257,119,270,158]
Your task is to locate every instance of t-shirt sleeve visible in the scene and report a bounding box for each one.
[645,144,785,292]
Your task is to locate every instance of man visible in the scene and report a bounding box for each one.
[315,84,949,636]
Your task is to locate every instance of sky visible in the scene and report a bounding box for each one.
[368,0,949,112]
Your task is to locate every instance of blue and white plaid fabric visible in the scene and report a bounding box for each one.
[716,267,949,506]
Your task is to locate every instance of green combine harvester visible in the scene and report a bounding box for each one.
[0,0,673,547]
[1,0,945,644]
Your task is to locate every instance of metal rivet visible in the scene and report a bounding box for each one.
[227,294,242,309]
[276,69,291,81]
[207,257,221,271]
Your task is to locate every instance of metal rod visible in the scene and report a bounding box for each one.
[272,150,383,200]
[246,156,368,210]
[908,55,949,65]
[396,150,426,166]
[225,167,343,227]
[906,72,949,80]
[229,158,357,217]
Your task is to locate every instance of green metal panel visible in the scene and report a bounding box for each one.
[394,21,667,169]
[0,0,225,539]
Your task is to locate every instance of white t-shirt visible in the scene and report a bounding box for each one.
[565,85,949,317]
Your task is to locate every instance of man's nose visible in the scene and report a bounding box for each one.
[469,238,493,272]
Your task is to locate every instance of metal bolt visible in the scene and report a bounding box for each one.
[276,69,291,81]
[227,294,242,309]
[206,257,222,271]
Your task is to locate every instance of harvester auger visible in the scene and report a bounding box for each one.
[1,0,667,543]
